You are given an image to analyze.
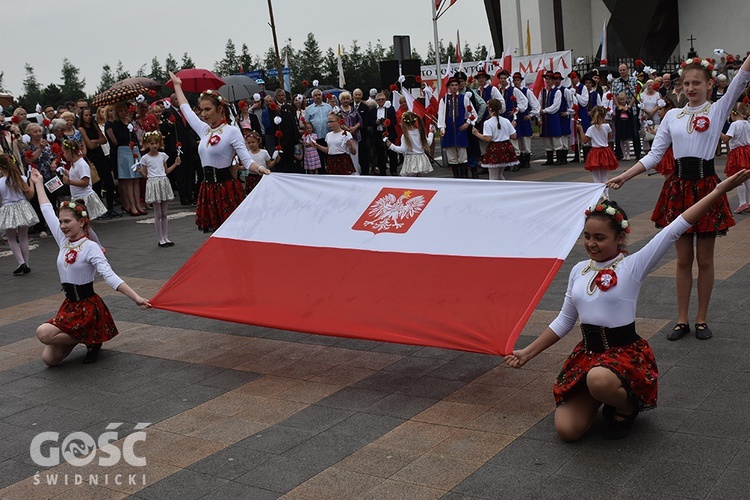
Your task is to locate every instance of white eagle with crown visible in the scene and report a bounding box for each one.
[363,190,427,232]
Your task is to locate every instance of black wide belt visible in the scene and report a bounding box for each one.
[675,157,715,180]
[580,322,640,353]
[62,282,95,302]
[203,166,233,183]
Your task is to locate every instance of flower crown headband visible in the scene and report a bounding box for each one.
[585,203,630,233]
[59,200,88,220]
[143,130,162,141]
[62,139,82,153]
[678,57,717,77]
[199,89,224,103]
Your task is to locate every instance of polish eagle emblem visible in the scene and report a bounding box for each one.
[352,188,437,234]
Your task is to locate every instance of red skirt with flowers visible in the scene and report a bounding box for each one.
[653,146,675,176]
[553,338,658,412]
[244,174,262,195]
[584,146,619,171]
[195,178,245,232]
[724,145,750,176]
[48,295,118,345]
[483,141,518,167]
[652,173,734,236]
[326,154,355,175]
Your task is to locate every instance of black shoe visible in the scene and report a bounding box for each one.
[522,153,532,168]
[22,264,30,274]
[158,242,170,248]
[511,164,520,172]
[13,264,26,276]
[542,151,555,165]
[99,211,112,220]
[111,210,122,218]
[165,241,175,247]
[603,408,638,440]
[83,343,102,364]
[695,323,713,340]
[667,323,690,341]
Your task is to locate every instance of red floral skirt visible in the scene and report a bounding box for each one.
[553,338,658,412]
[724,145,750,176]
[195,178,245,231]
[483,141,518,167]
[244,174,262,195]
[584,146,619,171]
[651,173,734,236]
[653,146,675,176]
[48,295,118,345]
[326,154,355,175]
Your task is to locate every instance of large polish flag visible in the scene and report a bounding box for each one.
[151,175,604,355]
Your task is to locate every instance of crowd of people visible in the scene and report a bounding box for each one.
[1,48,750,443]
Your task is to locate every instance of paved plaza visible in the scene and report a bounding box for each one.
[1,155,749,499]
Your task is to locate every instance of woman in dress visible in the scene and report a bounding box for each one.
[105,103,143,216]
[505,170,750,441]
[609,55,750,341]
[28,169,151,366]
[95,106,119,218]
[168,71,269,232]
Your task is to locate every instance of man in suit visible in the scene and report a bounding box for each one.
[367,92,398,175]
[267,89,301,173]
[164,95,201,205]
[353,88,373,175]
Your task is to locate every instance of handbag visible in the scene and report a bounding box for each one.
[86,159,101,184]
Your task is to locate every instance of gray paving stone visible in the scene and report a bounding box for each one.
[200,481,279,500]
[536,475,622,500]
[705,469,750,500]
[396,376,466,399]
[317,387,389,411]
[282,433,365,469]
[658,433,741,468]
[0,394,38,420]
[428,352,502,382]
[235,456,324,493]
[452,463,547,498]
[241,426,317,454]
[485,437,577,475]
[364,393,438,419]
[727,440,750,471]
[325,412,403,441]
[2,405,104,434]
[616,459,721,499]
[381,355,448,378]
[676,409,750,441]
[697,389,750,415]
[135,468,229,500]
[187,444,273,481]
[0,459,39,489]
[352,370,418,393]
[278,404,354,434]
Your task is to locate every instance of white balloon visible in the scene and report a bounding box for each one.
[273,116,282,125]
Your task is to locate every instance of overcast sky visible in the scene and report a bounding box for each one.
[3,0,493,97]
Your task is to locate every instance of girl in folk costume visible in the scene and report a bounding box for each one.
[385,111,434,177]
[648,100,676,177]
[138,131,181,247]
[539,71,563,166]
[312,112,357,175]
[512,72,540,169]
[301,122,321,174]
[721,101,750,213]
[29,169,152,366]
[0,154,39,275]
[60,139,107,250]
[610,55,750,341]
[168,72,269,233]
[471,98,518,180]
[577,106,619,192]
[505,170,750,441]
[242,130,280,194]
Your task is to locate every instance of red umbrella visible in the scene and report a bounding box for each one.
[165,68,225,93]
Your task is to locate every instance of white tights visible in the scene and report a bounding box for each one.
[488,167,506,180]
[737,179,750,206]
[591,169,610,197]
[6,227,30,266]
[154,201,170,244]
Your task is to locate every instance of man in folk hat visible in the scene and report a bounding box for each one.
[580,73,602,161]
[568,71,590,162]
[438,75,473,178]
[512,72,539,169]
[497,70,529,170]
[539,70,564,165]
[553,72,572,165]
[475,69,504,158]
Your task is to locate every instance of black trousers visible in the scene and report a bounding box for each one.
[374,140,398,175]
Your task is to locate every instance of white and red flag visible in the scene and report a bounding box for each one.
[152,175,604,355]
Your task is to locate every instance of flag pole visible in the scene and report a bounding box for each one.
[267,0,285,90]
[432,0,442,97]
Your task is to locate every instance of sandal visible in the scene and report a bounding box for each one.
[83,343,102,364]
[603,408,638,440]
[695,323,713,340]
[667,323,690,341]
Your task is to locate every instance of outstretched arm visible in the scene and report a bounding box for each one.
[168,71,188,108]
[683,170,750,224]
[504,327,561,368]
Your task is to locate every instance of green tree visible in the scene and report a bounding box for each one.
[262,47,277,70]
[165,53,179,74]
[463,43,474,62]
[475,44,489,61]
[60,58,86,101]
[321,47,337,85]
[42,84,62,108]
[410,48,423,63]
[215,39,239,76]
[181,52,195,69]
[298,33,324,84]
[148,57,164,83]
[239,44,252,73]
[0,72,5,92]
[115,61,130,81]
[98,64,115,93]
[19,64,43,111]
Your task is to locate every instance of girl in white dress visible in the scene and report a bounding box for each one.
[29,169,151,366]
[505,170,750,441]
[312,112,357,175]
[610,55,750,341]
[471,99,518,180]
[577,106,619,191]
[385,111,434,177]
[0,154,39,275]
[139,131,181,247]
[61,140,107,250]
[721,102,750,212]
